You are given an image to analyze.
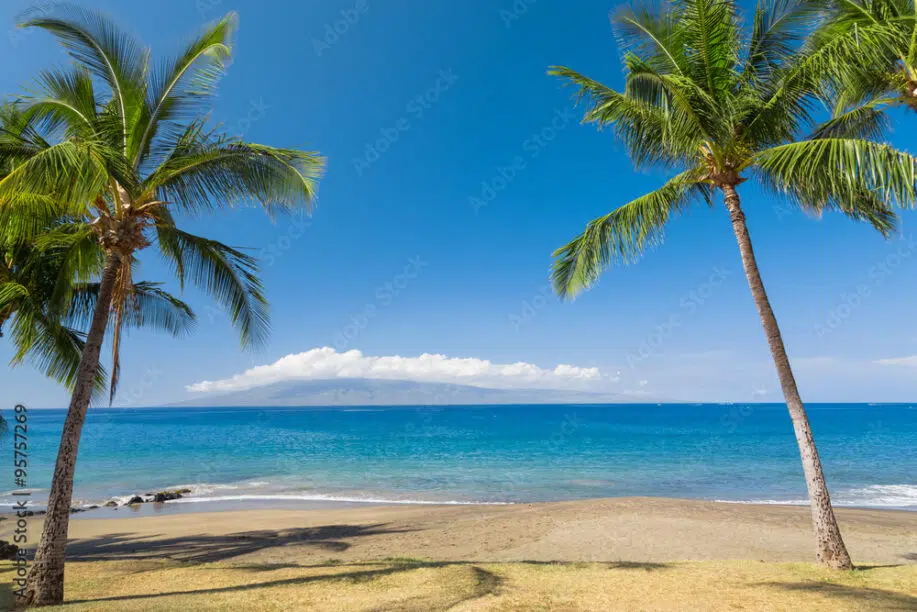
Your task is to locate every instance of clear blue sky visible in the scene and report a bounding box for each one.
[2,0,917,408]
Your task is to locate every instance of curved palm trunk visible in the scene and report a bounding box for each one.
[722,185,852,570]
[23,253,121,607]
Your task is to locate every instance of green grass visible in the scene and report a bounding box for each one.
[1,559,915,611]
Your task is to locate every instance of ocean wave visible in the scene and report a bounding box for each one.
[837,484,917,507]
[168,493,512,506]
[714,499,809,506]
[716,484,917,508]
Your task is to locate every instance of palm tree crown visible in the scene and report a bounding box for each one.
[550,0,916,296]
[815,0,917,115]
[0,5,324,400]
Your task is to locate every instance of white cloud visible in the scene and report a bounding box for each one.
[187,347,602,394]
[875,355,917,367]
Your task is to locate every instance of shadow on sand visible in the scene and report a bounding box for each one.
[65,523,413,563]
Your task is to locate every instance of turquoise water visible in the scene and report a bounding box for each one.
[2,403,916,511]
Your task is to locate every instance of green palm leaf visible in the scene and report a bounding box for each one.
[552,171,711,298]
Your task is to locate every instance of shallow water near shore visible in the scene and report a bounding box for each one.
[2,403,915,514]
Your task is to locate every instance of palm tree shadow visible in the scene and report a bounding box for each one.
[0,579,15,611]
[757,581,917,611]
[65,559,666,607]
[65,523,414,564]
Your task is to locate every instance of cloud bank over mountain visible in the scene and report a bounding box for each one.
[187,347,602,394]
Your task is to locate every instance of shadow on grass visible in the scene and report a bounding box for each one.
[65,523,415,564]
[759,581,917,611]
[0,574,15,611]
[62,559,666,607]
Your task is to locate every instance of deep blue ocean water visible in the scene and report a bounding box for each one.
[2,403,916,511]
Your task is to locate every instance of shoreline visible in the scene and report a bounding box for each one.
[3,492,917,521]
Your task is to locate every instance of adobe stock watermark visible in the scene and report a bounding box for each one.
[232,98,270,137]
[260,209,312,267]
[470,107,576,214]
[501,0,538,28]
[509,284,553,331]
[352,69,459,176]
[196,0,223,18]
[626,266,732,367]
[312,0,369,57]
[814,234,917,338]
[694,403,756,456]
[118,367,163,408]
[333,257,429,350]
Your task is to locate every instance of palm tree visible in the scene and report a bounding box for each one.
[0,6,324,605]
[549,0,917,570]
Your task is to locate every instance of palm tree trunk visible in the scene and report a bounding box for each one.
[22,253,121,607]
[722,185,852,570]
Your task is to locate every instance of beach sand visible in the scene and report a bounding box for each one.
[13,496,917,565]
[2,498,917,610]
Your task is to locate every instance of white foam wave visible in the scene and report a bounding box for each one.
[716,484,917,508]
[714,499,809,506]
[837,484,917,507]
[168,493,511,506]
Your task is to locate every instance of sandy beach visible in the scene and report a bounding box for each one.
[7,497,914,564]
[2,497,917,610]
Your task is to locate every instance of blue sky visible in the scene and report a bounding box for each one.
[2,0,917,408]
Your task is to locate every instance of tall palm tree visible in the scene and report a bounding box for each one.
[0,6,324,605]
[549,0,917,570]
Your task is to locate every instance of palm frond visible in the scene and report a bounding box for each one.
[614,2,690,75]
[552,171,710,299]
[754,138,917,234]
[132,13,236,168]
[810,96,894,139]
[155,223,269,348]
[681,0,741,99]
[144,124,324,216]
[550,65,705,169]
[19,2,149,152]
[745,0,828,81]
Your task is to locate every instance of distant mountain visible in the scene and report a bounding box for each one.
[172,378,640,407]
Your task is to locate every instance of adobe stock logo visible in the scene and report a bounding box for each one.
[313,0,370,57]
[352,70,459,176]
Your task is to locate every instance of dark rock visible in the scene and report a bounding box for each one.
[177,488,192,495]
[69,507,86,514]
[152,490,184,503]
[87,505,100,510]
[127,496,145,505]
[0,540,18,561]
[104,500,118,507]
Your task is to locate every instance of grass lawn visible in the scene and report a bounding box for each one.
[0,558,915,611]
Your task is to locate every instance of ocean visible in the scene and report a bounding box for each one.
[3,403,916,513]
